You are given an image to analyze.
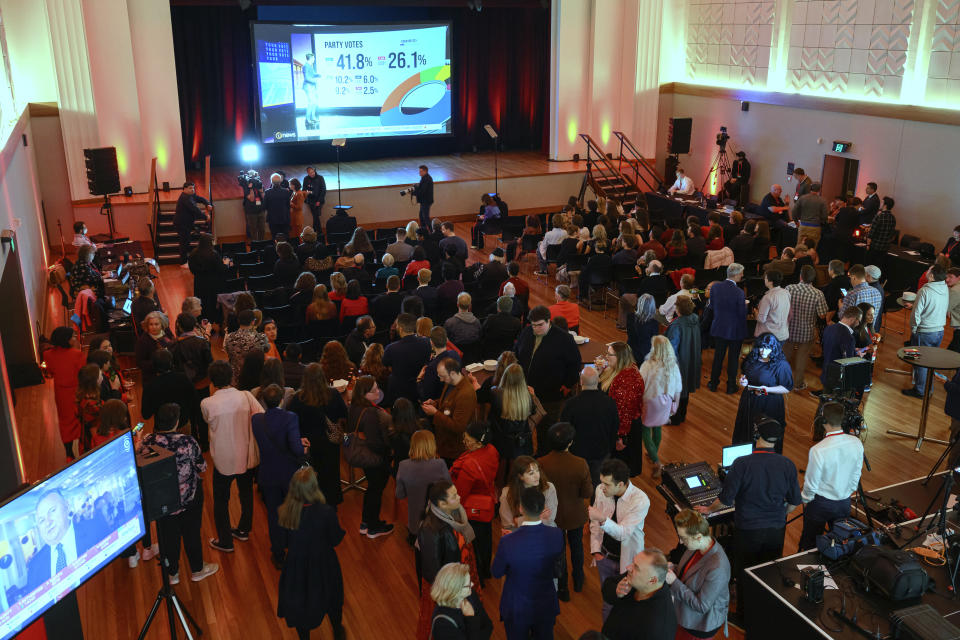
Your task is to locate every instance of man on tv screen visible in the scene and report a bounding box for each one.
[26,490,95,592]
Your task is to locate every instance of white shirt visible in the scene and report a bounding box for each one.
[669,175,695,195]
[49,521,79,580]
[538,227,567,258]
[802,431,864,502]
[659,290,694,323]
[755,287,791,341]
[589,482,650,573]
[201,387,264,475]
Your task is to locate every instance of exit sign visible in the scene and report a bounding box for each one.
[833,141,852,153]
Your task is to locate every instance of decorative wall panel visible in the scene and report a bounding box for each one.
[685,1,775,87]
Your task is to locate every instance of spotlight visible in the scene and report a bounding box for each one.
[123,186,133,197]
[240,143,259,165]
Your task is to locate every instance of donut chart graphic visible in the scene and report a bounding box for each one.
[379,64,451,128]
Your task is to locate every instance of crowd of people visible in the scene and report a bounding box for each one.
[47,170,960,640]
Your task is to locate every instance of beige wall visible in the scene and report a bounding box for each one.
[657,90,960,245]
[0,111,52,343]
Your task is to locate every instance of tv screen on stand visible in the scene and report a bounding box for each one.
[0,431,145,639]
[251,21,453,144]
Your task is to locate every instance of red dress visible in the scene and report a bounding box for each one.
[45,347,86,444]
[609,366,644,436]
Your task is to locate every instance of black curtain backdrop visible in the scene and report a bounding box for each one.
[170,5,550,168]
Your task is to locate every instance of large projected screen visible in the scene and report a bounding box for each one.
[0,431,145,639]
[252,22,453,144]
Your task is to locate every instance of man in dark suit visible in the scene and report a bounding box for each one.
[344,316,375,367]
[382,313,432,403]
[262,173,292,239]
[302,166,326,231]
[561,367,620,486]
[708,263,748,393]
[513,306,582,453]
[859,182,880,224]
[251,384,305,568]
[417,327,460,402]
[413,270,440,321]
[371,276,406,329]
[635,260,675,307]
[491,487,564,640]
[412,164,434,229]
[482,295,522,359]
[174,182,211,265]
[27,489,95,591]
[325,207,357,241]
[816,306,862,392]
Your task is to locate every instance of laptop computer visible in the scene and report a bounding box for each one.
[721,443,753,471]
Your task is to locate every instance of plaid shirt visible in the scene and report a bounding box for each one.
[867,211,897,252]
[785,283,828,343]
[839,282,883,317]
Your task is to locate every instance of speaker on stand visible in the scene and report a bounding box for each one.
[83,147,121,241]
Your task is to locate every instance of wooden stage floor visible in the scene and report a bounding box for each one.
[80,151,583,207]
[15,222,952,639]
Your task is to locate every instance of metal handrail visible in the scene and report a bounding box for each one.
[613,131,664,192]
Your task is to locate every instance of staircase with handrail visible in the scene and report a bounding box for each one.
[612,131,664,193]
[576,134,643,207]
[149,158,214,265]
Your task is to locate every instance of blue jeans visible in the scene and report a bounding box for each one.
[913,330,944,392]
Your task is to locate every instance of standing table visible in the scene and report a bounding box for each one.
[885,346,960,451]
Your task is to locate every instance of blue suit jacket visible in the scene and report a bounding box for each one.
[709,279,747,341]
[491,522,564,624]
[252,408,304,488]
[820,323,856,384]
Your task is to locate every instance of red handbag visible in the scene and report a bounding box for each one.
[462,460,496,522]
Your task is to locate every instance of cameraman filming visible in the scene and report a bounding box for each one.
[240,171,265,241]
[798,402,864,551]
[409,164,434,228]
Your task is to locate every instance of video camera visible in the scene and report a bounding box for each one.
[400,185,416,197]
[238,169,263,194]
[716,126,730,149]
[813,391,867,440]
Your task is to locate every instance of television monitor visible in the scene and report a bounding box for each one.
[721,443,754,469]
[251,21,453,144]
[0,431,145,639]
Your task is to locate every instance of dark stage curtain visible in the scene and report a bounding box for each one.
[171,6,258,167]
[170,5,549,167]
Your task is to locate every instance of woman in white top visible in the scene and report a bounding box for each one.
[498,455,557,531]
[639,335,683,478]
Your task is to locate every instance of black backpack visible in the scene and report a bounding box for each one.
[849,545,931,601]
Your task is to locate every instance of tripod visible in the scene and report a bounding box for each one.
[138,529,202,640]
[699,143,732,195]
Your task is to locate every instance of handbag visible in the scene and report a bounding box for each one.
[243,391,261,469]
[342,408,384,468]
[325,416,344,445]
[527,392,547,433]
[461,459,496,522]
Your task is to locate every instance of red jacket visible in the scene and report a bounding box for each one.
[450,444,500,522]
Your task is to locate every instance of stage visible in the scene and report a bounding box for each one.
[69,151,583,245]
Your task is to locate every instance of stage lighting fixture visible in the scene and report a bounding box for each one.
[123,186,133,197]
[240,143,259,165]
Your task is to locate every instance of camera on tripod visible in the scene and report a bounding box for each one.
[813,393,866,440]
[716,126,730,149]
[237,169,262,193]
[400,185,416,197]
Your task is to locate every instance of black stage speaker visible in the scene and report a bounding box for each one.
[136,445,180,522]
[669,118,692,155]
[83,147,121,196]
[825,357,873,393]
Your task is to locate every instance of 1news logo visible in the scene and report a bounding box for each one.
[274,131,297,141]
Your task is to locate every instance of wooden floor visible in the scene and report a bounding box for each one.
[15,222,950,639]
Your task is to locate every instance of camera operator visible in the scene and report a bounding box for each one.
[798,401,864,551]
[239,171,265,241]
[138,403,219,584]
[406,164,434,229]
[302,166,326,231]
[695,419,800,624]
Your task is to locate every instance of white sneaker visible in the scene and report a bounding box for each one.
[168,572,180,585]
[141,543,159,561]
[180,262,190,269]
[191,563,219,583]
[128,551,140,568]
